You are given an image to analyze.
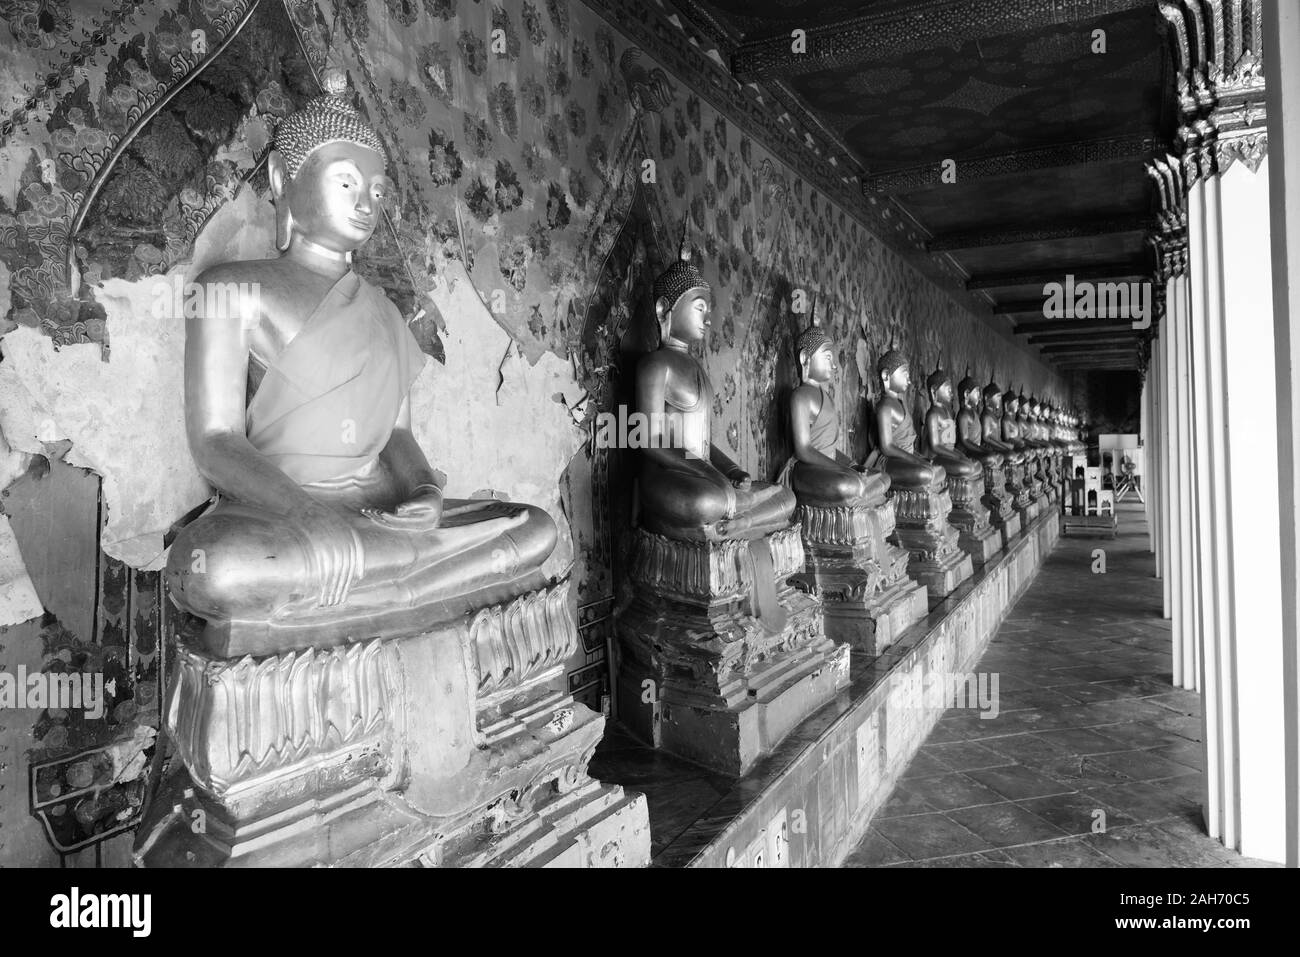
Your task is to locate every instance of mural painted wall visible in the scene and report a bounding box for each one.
[0,0,1068,862]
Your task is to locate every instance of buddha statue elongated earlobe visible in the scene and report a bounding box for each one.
[275,202,294,252]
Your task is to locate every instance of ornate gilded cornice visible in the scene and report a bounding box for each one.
[1145,153,1188,282]
[1161,2,1267,178]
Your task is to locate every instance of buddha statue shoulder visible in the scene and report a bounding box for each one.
[923,363,982,479]
[784,314,890,508]
[872,349,939,488]
[635,240,794,542]
[956,371,1002,466]
[166,72,556,655]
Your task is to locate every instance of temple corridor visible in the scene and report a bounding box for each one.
[845,503,1273,868]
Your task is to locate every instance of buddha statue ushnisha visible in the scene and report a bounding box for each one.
[923,362,983,481]
[165,71,556,655]
[956,370,1002,469]
[872,349,940,489]
[784,312,890,508]
[635,235,795,542]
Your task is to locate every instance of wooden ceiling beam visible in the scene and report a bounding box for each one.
[926,216,1155,253]
[966,263,1149,291]
[1012,317,1138,332]
[864,136,1165,194]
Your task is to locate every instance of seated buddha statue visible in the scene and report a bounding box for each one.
[1002,389,1031,457]
[980,381,1019,462]
[165,73,556,655]
[922,364,982,481]
[955,371,1002,469]
[635,243,795,542]
[872,350,940,489]
[784,317,890,508]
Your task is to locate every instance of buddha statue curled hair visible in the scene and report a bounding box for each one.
[272,69,386,177]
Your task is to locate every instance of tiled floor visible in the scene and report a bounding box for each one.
[843,501,1277,868]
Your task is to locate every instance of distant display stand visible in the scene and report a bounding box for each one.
[1064,464,1117,537]
[1099,434,1143,503]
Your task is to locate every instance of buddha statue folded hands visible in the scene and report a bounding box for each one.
[165,76,556,657]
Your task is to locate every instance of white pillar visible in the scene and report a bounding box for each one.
[1170,304,1180,629]
[1173,272,1199,694]
[1217,153,1286,859]
[1264,0,1300,870]
[1187,168,1227,842]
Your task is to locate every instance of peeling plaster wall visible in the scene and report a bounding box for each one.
[412,259,587,578]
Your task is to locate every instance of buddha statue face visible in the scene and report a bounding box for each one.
[984,390,1002,415]
[929,377,953,409]
[1005,395,1019,416]
[801,341,836,384]
[962,383,981,410]
[881,361,910,397]
[657,286,712,345]
[270,140,391,254]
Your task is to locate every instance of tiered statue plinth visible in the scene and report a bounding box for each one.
[945,471,1003,567]
[887,471,975,598]
[136,578,650,867]
[793,501,927,656]
[615,526,848,777]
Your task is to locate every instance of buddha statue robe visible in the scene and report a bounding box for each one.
[167,269,556,654]
[637,348,794,542]
[785,384,890,508]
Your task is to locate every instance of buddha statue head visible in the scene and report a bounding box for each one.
[795,307,834,384]
[1016,388,1030,416]
[983,379,1003,414]
[653,227,711,347]
[877,348,910,397]
[268,69,391,254]
[958,370,982,410]
[1003,389,1020,416]
[926,361,953,410]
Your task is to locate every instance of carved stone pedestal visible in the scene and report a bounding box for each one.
[792,501,927,657]
[1007,457,1040,524]
[887,475,974,599]
[981,461,1022,546]
[134,580,651,868]
[945,472,1003,567]
[615,526,848,777]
